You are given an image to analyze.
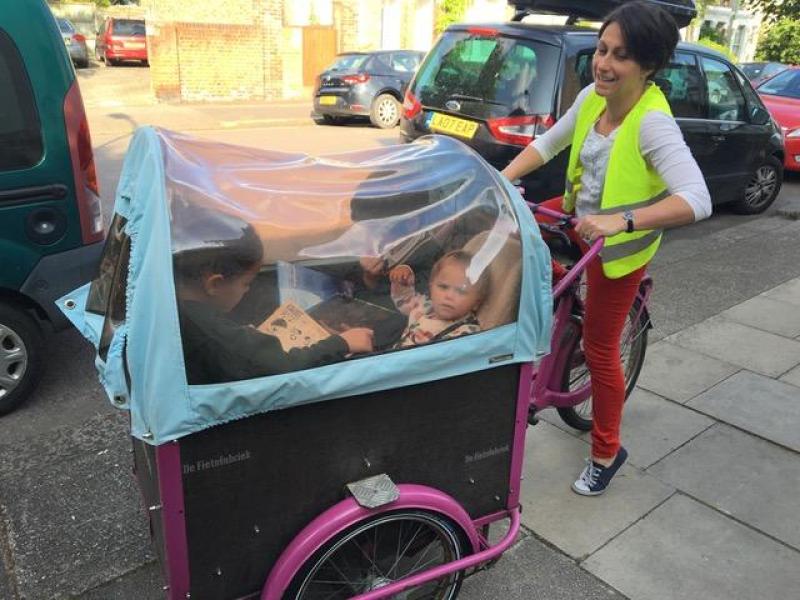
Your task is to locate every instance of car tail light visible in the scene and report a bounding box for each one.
[403,90,422,119]
[73,33,86,43]
[343,73,370,85]
[467,27,498,36]
[63,81,103,244]
[486,114,555,146]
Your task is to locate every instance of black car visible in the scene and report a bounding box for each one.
[400,0,784,214]
[312,50,425,129]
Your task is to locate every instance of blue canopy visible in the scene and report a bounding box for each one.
[60,128,552,444]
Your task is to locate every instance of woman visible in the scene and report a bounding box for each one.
[502,1,711,496]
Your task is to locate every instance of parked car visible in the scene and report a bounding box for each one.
[95,17,147,66]
[756,67,800,172]
[56,17,89,69]
[740,61,790,87]
[312,50,425,129]
[0,0,104,413]
[400,0,783,214]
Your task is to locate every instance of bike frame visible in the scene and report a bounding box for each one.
[528,203,653,413]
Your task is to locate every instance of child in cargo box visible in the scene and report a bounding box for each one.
[389,250,488,348]
[172,211,373,385]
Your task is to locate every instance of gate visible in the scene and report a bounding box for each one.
[303,26,337,87]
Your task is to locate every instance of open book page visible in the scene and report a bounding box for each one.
[258,301,331,351]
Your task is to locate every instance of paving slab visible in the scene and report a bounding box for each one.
[607,388,714,469]
[719,295,800,338]
[520,421,673,559]
[636,341,740,404]
[687,370,800,452]
[665,316,800,377]
[76,562,164,600]
[0,413,152,599]
[780,364,800,387]
[459,533,626,600]
[763,277,800,306]
[583,494,800,600]
[649,424,800,550]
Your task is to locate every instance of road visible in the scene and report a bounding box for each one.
[1,65,800,599]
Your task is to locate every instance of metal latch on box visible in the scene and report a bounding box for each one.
[346,473,400,509]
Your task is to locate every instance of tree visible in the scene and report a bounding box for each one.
[744,0,800,22]
[434,0,469,35]
[699,20,727,44]
[756,17,800,63]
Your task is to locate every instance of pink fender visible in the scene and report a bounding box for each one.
[261,484,482,600]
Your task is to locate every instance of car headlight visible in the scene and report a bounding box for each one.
[786,128,800,138]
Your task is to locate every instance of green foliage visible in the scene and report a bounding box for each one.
[696,37,737,62]
[756,18,800,63]
[699,21,726,45]
[744,0,800,23]
[435,0,469,35]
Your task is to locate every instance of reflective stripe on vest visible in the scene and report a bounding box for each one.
[565,83,672,279]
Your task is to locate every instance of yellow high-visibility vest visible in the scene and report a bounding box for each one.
[564,83,671,279]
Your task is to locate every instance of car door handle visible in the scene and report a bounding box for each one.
[0,184,68,204]
[710,134,726,143]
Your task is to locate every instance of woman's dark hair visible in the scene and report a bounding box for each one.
[599,0,679,78]
[172,206,263,284]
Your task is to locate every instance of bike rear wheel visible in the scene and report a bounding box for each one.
[556,297,649,431]
[286,509,469,599]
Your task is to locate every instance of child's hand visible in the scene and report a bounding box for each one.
[359,256,386,277]
[389,264,414,287]
[340,328,374,354]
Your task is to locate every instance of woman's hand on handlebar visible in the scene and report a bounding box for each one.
[575,213,626,242]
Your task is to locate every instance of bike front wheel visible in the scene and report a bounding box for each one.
[286,509,469,599]
[556,297,649,431]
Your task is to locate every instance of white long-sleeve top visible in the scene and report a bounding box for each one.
[531,84,712,221]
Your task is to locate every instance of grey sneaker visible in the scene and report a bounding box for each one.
[571,447,628,496]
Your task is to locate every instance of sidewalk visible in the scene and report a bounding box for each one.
[461,276,800,599]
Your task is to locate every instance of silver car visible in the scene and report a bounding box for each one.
[57,17,89,68]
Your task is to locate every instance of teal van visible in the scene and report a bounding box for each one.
[0,0,104,414]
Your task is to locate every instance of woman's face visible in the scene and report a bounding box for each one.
[593,22,651,101]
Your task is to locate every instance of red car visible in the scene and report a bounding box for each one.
[757,67,800,172]
[95,17,148,66]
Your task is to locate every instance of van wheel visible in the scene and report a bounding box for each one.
[370,94,400,129]
[0,305,43,415]
[732,156,783,215]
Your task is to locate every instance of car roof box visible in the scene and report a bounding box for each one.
[508,0,696,28]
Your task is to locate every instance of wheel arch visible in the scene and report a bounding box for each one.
[261,483,480,600]
[374,88,403,103]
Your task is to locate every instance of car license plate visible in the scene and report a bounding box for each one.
[125,42,145,49]
[318,95,337,106]
[428,112,479,139]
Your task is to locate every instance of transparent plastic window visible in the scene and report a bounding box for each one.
[157,133,524,384]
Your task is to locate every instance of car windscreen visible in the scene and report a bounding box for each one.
[412,32,560,119]
[57,19,74,34]
[327,54,369,71]
[740,63,763,79]
[112,19,145,36]
[758,69,800,100]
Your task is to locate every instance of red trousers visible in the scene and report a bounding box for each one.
[537,197,646,459]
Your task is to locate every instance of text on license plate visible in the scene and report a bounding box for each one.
[428,113,478,139]
[318,96,337,106]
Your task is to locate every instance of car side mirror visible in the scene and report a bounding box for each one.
[750,106,770,126]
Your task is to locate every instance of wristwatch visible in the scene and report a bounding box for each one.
[622,210,635,233]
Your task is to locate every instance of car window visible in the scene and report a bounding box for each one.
[327,54,368,71]
[758,68,800,99]
[740,63,762,79]
[57,18,75,34]
[413,32,560,119]
[370,53,394,73]
[0,29,43,172]
[655,52,706,119]
[733,68,768,121]
[112,19,145,36]
[575,51,594,89]
[391,52,420,73]
[702,56,746,122]
[761,63,787,80]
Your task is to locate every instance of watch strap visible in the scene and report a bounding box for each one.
[623,210,634,233]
